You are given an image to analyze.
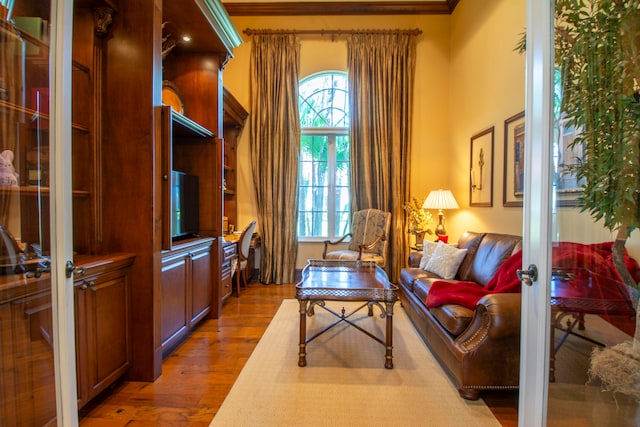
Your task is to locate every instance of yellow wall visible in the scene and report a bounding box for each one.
[224,15,451,268]
[445,0,526,240]
[447,0,640,259]
[223,0,640,269]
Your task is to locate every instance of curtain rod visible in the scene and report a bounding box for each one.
[243,28,422,36]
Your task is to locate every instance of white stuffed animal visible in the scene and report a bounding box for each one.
[0,150,18,187]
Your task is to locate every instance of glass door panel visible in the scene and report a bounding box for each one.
[547,1,640,424]
[1,0,77,425]
[0,2,56,425]
[521,1,640,425]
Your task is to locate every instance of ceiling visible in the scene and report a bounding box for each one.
[221,0,459,16]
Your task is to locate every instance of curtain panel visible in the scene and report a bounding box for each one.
[249,34,301,284]
[347,33,417,282]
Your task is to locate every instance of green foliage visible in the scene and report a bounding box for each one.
[555,0,640,234]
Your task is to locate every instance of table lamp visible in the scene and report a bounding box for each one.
[423,189,459,236]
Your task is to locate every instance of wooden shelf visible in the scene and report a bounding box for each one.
[222,88,247,230]
[75,0,120,11]
[0,186,90,197]
[0,100,90,134]
[170,109,214,138]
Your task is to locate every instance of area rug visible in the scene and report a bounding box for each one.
[210,299,500,426]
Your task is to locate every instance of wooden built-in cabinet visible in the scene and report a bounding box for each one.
[1,0,140,418]
[223,87,249,231]
[1,3,241,419]
[160,238,214,354]
[0,254,134,425]
[100,0,241,381]
[220,240,238,303]
[0,282,56,426]
[0,4,96,255]
[74,254,135,409]
[159,106,215,251]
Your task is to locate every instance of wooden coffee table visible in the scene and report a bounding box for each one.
[295,259,399,369]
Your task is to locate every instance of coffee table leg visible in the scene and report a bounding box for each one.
[385,301,394,369]
[298,299,308,367]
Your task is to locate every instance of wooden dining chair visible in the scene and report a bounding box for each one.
[234,221,257,297]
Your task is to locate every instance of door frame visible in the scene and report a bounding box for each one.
[518,0,555,425]
[50,0,79,424]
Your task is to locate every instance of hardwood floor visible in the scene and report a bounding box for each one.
[79,281,518,426]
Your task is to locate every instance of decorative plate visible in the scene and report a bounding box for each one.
[162,81,184,114]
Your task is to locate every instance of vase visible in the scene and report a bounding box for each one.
[414,231,426,247]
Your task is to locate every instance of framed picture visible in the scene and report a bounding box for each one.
[554,117,584,207]
[470,126,494,207]
[503,111,525,207]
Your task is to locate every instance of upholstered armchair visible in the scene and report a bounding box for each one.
[322,209,391,268]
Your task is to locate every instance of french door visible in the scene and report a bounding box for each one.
[0,0,77,425]
[520,1,640,425]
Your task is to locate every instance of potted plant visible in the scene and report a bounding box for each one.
[552,0,640,398]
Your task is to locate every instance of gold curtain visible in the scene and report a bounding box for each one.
[347,33,417,282]
[249,34,301,284]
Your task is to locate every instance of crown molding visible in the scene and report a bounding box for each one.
[223,1,460,16]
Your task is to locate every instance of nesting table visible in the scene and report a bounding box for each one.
[295,259,399,369]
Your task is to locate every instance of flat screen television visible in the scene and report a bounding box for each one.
[171,171,200,239]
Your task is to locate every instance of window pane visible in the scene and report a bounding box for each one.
[298,186,310,210]
[336,135,350,161]
[299,162,312,187]
[312,135,328,161]
[297,211,313,236]
[336,211,350,236]
[312,211,328,236]
[300,135,314,161]
[313,187,328,210]
[298,71,350,238]
[299,72,349,127]
[336,161,350,186]
[335,187,350,211]
[312,161,328,186]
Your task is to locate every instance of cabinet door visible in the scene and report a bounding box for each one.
[190,245,212,326]
[75,269,131,408]
[161,253,189,351]
[0,290,56,426]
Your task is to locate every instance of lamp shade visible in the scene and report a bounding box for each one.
[423,190,460,210]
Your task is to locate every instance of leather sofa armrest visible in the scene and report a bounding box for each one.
[455,293,521,350]
[408,251,422,267]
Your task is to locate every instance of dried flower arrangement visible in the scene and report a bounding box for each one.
[403,197,433,236]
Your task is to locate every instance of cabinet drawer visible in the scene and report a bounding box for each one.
[223,243,237,261]
[221,264,232,281]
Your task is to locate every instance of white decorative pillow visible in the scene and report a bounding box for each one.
[425,241,468,279]
[419,240,439,269]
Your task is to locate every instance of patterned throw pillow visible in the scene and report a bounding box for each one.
[425,241,468,279]
[419,240,439,269]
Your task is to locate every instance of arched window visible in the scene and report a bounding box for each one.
[297,71,350,238]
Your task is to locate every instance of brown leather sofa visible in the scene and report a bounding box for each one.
[399,231,522,400]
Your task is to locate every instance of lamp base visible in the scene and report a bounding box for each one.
[435,211,446,235]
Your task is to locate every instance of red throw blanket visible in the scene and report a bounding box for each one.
[425,242,640,310]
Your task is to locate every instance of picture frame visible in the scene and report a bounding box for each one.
[470,126,494,207]
[554,117,584,207]
[503,111,525,207]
